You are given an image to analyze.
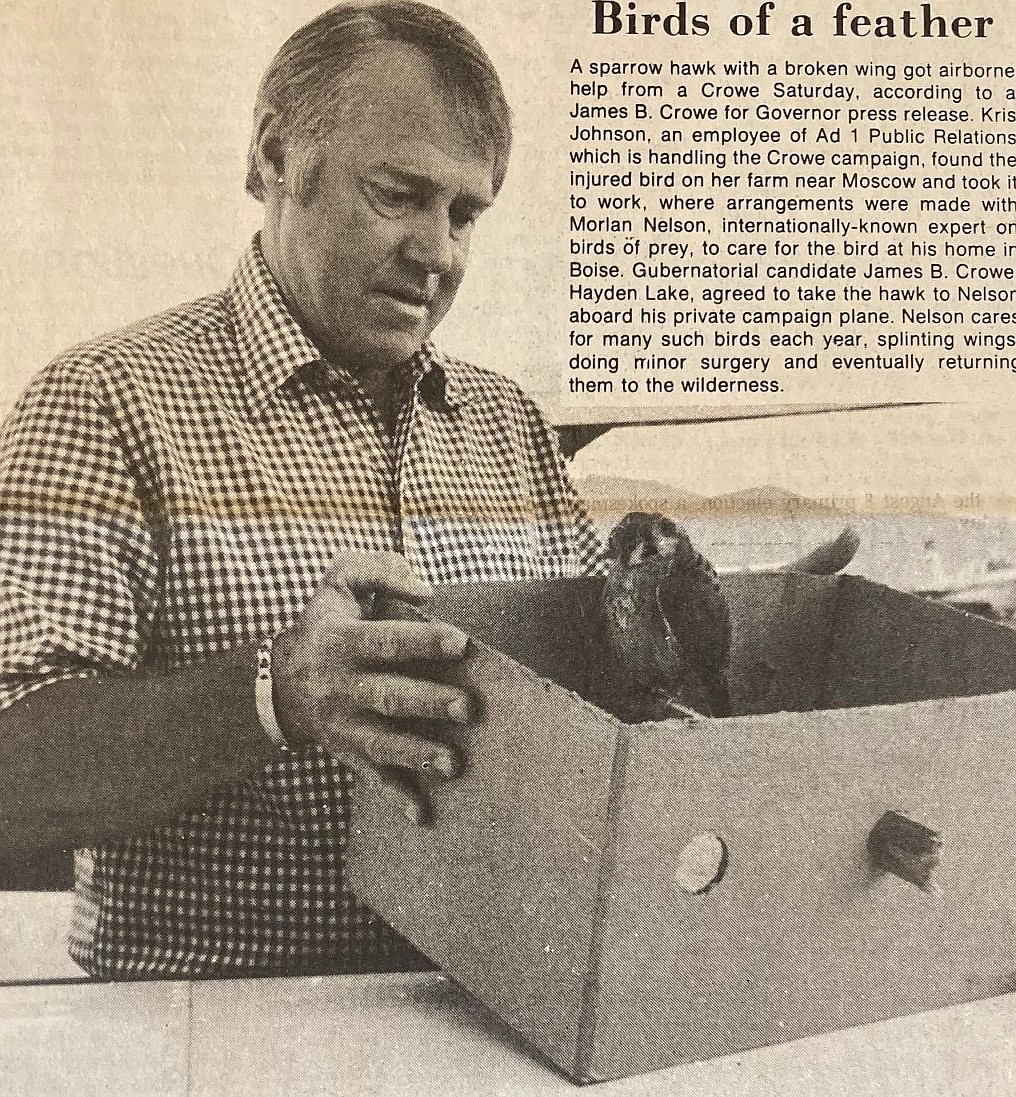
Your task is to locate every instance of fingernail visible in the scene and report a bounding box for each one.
[440,629,470,658]
[409,572,433,595]
[403,801,423,824]
[426,751,457,779]
[446,697,472,723]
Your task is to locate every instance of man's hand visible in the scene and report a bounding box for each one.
[271,552,473,822]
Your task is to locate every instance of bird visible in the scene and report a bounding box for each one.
[599,513,732,722]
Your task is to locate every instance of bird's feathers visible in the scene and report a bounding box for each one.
[601,513,732,721]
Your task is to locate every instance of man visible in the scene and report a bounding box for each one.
[0,1,600,978]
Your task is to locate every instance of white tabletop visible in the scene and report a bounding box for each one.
[1,970,1014,1097]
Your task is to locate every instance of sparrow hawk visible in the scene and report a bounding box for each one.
[600,513,732,721]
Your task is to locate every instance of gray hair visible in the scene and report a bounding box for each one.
[246,0,512,201]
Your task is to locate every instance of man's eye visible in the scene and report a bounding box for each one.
[368,184,415,214]
[449,204,480,237]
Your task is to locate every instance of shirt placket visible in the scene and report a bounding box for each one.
[392,378,420,559]
[336,371,419,558]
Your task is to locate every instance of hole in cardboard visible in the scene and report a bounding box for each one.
[674,833,728,895]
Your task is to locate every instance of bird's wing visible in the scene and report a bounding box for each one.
[657,557,732,676]
[602,554,733,720]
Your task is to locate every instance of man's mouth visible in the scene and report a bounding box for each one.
[375,286,433,309]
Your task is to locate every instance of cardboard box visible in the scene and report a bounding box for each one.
[347,572,1016,1083]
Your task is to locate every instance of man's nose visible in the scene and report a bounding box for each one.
[401,208,456,274]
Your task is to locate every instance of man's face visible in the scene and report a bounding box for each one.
[272,46,497,374]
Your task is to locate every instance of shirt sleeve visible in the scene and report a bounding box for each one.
[0,359,161,713]
[519,395,606,578]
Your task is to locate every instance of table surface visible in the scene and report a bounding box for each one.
[1,895,1013,1096]
[0,967,1014,1097]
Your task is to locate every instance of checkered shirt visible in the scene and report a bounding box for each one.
[0,237,603,979]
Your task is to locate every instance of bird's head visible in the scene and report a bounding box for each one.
[606,512,695,567]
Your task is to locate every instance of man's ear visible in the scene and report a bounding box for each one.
[249,109,288,200]
[250,109,322,206]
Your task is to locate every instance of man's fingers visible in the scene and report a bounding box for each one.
[340,618,471,664]
[332,754,434,826]
[355,673,473,725]
[323,551,433,605]
[329,722,461,782]
[358,725,461,780]
[277,553,474,807]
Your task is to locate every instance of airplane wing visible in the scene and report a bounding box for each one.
[549,402,932,458]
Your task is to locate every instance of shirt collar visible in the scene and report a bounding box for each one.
[229,236,467,417]
[229,236,321,418]
[411,342,469,412]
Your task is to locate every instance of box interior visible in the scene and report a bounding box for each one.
[426,570,1016,719]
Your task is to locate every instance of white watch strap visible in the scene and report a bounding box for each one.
[255,635,290,751]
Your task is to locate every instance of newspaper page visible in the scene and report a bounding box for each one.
[1,0,1016,1092]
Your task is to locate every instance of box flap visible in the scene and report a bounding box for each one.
[825,576,1016,708]
[721,571,840,715]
